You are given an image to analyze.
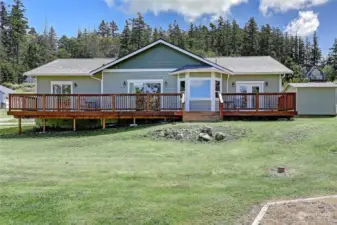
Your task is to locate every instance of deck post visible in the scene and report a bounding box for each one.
[256,93,259,112]
[293,93,296,112]
[112,95,115,112]
[146,95,150,111]
[102,118,106,129]
[77,94,81,111]
[43,118,46,133]
[42,95,46,111]
[23,96,26,111]
[73,118,76,131]
[18,117,22,135]
[133,117,136,124]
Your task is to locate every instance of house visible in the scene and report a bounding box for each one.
[0,85,14,109]
[7,39,297,133]
[305,66,327,82]
[284,82,337,116]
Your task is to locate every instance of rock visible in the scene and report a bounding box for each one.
[198,133,212,141]
[175,133,184,140]
[158,131,166,137]
[200,126,213,137]
[214,132,226,141]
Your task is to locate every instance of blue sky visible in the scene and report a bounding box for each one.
[15,0,337,54]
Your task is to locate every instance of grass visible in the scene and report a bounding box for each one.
[1,118,337,224]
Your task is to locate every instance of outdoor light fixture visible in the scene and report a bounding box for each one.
[164,81,168,87]
[265,81,269,87]
[123,81,127,87]
[74,82,78,88]
[232,82,235,87]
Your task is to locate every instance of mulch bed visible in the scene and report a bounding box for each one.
[261,198,337,225]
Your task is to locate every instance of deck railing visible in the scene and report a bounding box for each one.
[219,92,297,115]
[8,93,184,112]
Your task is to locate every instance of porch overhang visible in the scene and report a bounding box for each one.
[169,65,227,75]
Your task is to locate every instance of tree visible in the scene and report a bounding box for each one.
[48,26,58,52]
[110,20,118,37]
[230,19,242,56]
[130,13,151,50]
[119,20,131,57]
[311,31,321,66]
[259,24,272,56]
[8,0,28,63]
[0,1,10,59]
[329,38,337,70]
[152,27,159,41]
[242,17,259,56]
[323,65,336,82]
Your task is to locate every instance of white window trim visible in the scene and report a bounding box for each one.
[127,79,164,94]
[50,81,73,94]
[235,81,264,93]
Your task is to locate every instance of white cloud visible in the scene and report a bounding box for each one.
[285,11,319,37]
[260,0,329,15]
[119,0,248,22]
[104,0,114,8]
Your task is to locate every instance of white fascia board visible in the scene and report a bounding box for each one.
[27,73,91,76]
[232,71,293,75]
[90,39,233,75]
[169,68,224,75]
[103,68,177,73]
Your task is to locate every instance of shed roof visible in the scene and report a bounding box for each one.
[286,82,337,88]
[206,56,293,75]
[24,58,115,76]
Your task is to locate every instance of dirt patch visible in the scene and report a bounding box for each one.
[146,125,249,143]
[261,198,337,225]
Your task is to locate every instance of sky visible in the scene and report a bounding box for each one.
[9,0,337,54]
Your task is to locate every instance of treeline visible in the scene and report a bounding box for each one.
[1,0,337,84]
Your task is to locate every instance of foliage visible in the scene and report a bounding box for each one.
[322,65,337,82]
[0,0,333,85]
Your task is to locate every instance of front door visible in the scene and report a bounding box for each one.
[236,82,263,109]
[128,81,162,111]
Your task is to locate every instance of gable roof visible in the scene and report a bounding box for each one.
[90,39,231,75]
[305,66,327,81]
[285,82,337,89]
[0,85,14,94]
[24,58,115,76]
[206,56,293,75]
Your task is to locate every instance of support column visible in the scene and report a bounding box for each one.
[211,72,215,112]
[43,118,46,133]
[18,117,22,135]
[73,119,76,131]
[102,118,106,129]
[185,72,190,112]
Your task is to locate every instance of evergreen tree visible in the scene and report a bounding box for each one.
[0,1,10,59]
[230,19,242,56]
[242,17,259,56]
[304,37,312,68]
[153,27,159,41]
[119,20,131,57]
[110,20,118,37]
[8,0,28,63]
[298,37,305,66]
[311,31,321,66]
[259,24,272,56]
[130,13,151,50]
[329,38,337,70]
[48,26,58,52]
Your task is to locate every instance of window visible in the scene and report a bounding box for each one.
[215,80,221,98]
[51,81,73,94]
[190,80,211,99]
[180,80,185,92]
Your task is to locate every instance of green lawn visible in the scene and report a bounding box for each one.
[1,119,337,224]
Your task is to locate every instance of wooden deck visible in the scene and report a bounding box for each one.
[7,92,297,134]
[219,92,297,117]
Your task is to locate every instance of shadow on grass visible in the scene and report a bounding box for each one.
[0,123,169,140]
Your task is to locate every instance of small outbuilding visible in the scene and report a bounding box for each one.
[0,85,15,109]
[284,82,337,116]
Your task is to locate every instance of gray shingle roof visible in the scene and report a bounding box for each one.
[206,56,293,75]
[24,58,116,76]
[287,82,337,88]
[0,85,14,94]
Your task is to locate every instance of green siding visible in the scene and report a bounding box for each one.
[227,75,280,93]
[103,71,177,93]
[110,44,206,69]
[36,76,100,94]
[297,87,336,115]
